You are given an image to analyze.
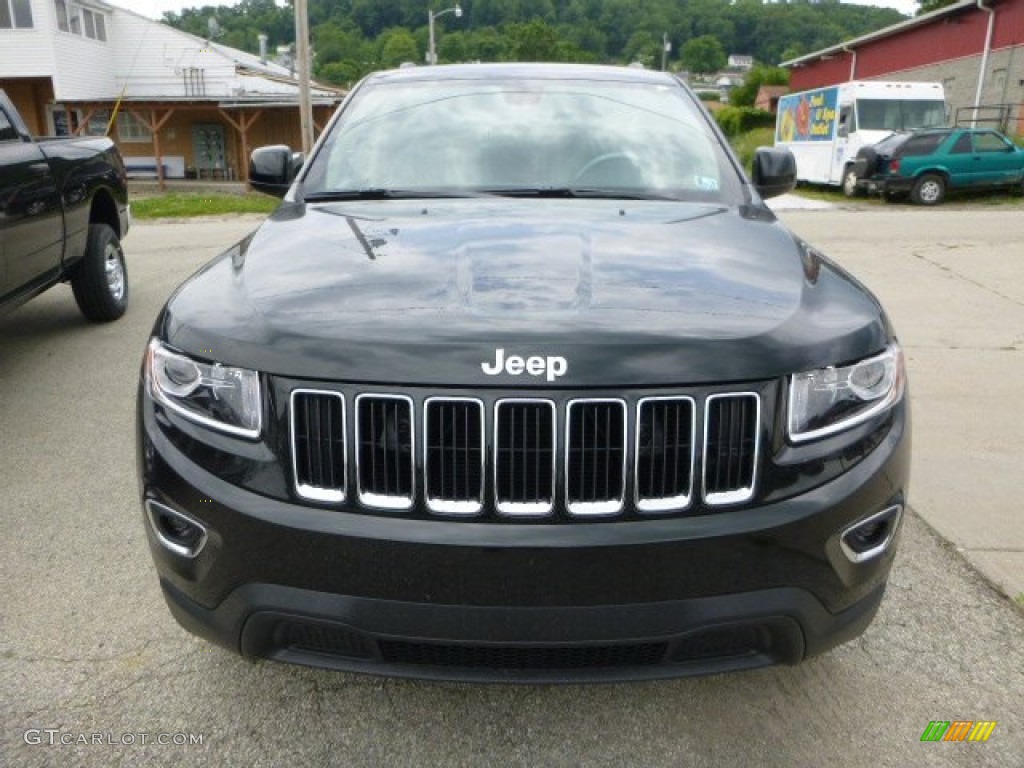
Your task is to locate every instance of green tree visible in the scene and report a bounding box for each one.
[318,60,362,86]
[681,35,726,75]
[918,0,957,14]
[162,0,908,74]
[506,19,561,62]
[379,28,419,68]
[623,30,659,67]
[728,63,789,109]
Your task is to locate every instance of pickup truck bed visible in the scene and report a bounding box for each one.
[1,89,130,321]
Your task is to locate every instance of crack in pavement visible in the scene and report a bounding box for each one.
[912,249,1024,309]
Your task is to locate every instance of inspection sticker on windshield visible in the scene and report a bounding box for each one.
[693,175,719,191]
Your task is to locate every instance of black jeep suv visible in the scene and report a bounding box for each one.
[137,64,909,682]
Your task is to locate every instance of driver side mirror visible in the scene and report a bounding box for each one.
[752,147,797,200]
[250,145,304,198]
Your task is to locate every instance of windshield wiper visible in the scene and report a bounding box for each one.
[302,188,476,202]
[480,187,679,201]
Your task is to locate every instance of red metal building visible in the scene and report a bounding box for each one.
[782,0,1024,133]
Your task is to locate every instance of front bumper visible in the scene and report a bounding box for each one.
[138,390,910,682]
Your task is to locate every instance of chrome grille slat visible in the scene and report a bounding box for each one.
[566,399,626,516]
[356,394,415,509]
[290,390,346,503]
[703,393,760,506]
[425,397,484,515]
[494,399,556,516]
[635,397,695,512]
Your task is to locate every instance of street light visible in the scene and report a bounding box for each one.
[427,4,462,66]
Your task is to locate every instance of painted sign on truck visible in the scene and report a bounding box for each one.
[777,87,839,143]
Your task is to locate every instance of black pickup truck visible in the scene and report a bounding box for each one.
[0,90,130,321]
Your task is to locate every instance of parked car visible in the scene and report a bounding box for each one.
[138,63,910,682]
[853,126,1024,205]
[0,90,130,321]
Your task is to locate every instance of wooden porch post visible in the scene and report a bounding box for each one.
[129,108,175,191]
[75,106,97,136]
[219,108,263,189]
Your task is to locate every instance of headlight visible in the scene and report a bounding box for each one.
[145,339,262,438]
[788,343,905,443]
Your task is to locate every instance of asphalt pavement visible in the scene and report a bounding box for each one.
[1,208,1022,766]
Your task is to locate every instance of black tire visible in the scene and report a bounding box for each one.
[71,223,128,322]
[854,147,877,178]
[910,174,945,206]
[841,166,862,198]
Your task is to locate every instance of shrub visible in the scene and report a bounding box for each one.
[730,127,776,173]
[715,106,777,138]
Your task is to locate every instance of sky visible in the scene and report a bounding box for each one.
[113,1,923,22]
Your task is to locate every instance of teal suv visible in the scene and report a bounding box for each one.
[854,127,1024,205]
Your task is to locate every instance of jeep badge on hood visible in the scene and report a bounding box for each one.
[482,348,568,382]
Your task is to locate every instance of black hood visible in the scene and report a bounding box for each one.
[159,199,889,387]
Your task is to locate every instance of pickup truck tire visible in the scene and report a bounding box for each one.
[911,174,945,206]
[71,223,128,322]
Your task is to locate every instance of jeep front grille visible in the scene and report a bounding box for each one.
[565,399,627,515]
[424,397,485,515]
[703,393,760,505]
[356,394,415,509]
[290,390,346,503]
[635,397,695,512]
[290,389,762,517]
[494,399,556,516]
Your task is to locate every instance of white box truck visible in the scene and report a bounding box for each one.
[775,81,946,195]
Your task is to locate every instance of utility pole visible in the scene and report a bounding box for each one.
[295,0,314,154]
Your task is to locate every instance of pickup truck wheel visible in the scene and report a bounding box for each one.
[71,223,128,322]
[841,167,861,198]
[911,174,945,206]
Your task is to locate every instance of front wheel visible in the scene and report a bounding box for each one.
[911,174,945,206]
[71,223,128,322]
[842,166,861,198]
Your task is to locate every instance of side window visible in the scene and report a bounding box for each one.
[950,134,972,154]
[974,132,1011,153]
[900,133,948,157]
[837,106,854,138]
[0,109,20,142]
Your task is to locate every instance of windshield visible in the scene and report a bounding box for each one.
[856,99,947,132]
[302,76,744,203]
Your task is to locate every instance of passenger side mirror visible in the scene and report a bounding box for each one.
[250,145,304,198]
[752,147,797,200]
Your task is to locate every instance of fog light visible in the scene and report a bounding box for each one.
[145,499,208,559]
[840,505,902,563]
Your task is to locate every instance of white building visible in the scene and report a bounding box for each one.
[0,0,343,181]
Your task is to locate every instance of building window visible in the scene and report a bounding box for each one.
[1,0,35,28]
[85,109,110,136]
[183,67,206,97]
[48,104,82,136]
[55,0,69,31]
[117,111,152,143]
[60,3,107,41]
